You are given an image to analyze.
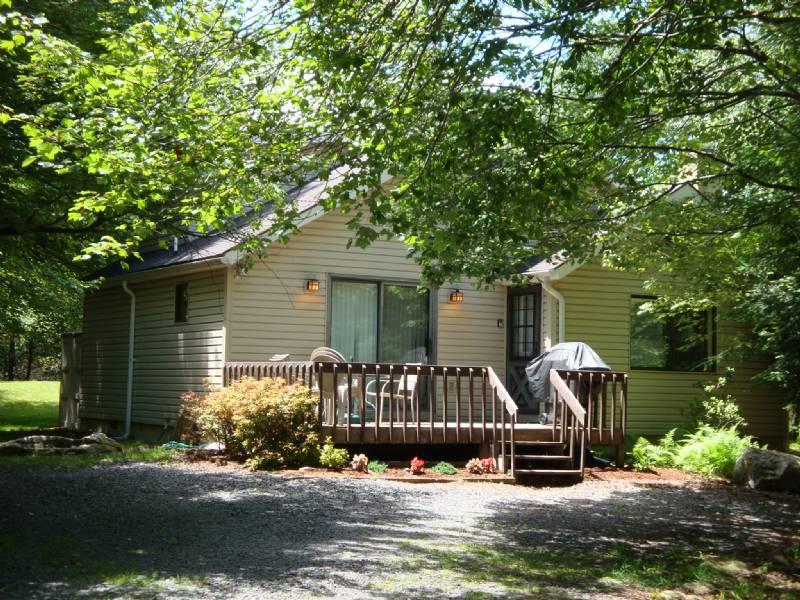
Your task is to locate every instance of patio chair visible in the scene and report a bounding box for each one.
[364,371,419,423]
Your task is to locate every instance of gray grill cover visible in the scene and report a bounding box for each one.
[525,342,611,401]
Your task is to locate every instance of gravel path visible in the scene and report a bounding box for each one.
[0,462,798,599]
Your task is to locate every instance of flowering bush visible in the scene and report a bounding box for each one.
[351,453,369,472]
[465,458,483,474]
[465,457,497,474]
[409,456,425,474]
[319,437,349,470]
[182,376,319,469]
[481,457,498,474]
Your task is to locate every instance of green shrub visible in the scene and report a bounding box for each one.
[630,426,759,479]
[182,376,319,469]
[674,425,758,479]
[319,437,349,469]
[369,460,388,474]
[687,368,746,431]
[432,461,458,475]
[630,430,678,471]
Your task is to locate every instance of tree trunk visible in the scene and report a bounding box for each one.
[25,338,34,381]
[6,335,16,381]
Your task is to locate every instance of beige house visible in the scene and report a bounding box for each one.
[76,177,788,454]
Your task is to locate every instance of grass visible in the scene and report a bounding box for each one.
[391,540,800,599]
[0,380,180,468]
[0,441,179,469]
[0,380,59,433]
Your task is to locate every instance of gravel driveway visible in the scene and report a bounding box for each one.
[1,462,798,599]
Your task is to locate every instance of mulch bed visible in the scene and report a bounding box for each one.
[282,466,514,482]
[177,451,705,483]
[584,465,697,482]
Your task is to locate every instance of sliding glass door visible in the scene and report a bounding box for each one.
[329,279,430,363]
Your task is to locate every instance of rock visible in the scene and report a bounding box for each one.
[0,431,123,456]
[0,441,28,456]
[13,435,78,448]
[299,466,316,472]
[733,448,800,493]
[80,432,123,451]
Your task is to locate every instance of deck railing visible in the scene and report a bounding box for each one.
[223,361,315,387]
[221,361,626,475]
[551,369,628,465]
[314,362,518,469]
[223,360,519,474]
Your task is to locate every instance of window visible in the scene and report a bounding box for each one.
[630,296,715,371]
[329,279,430,363]
[509,289,540,360]
[174,283,189,323]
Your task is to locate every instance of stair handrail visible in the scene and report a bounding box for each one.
[550,368,588,477]
[549,369,586,424]
[486,367,517,476]
[486,367,518,417]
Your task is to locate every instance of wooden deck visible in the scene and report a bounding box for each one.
[223,360,628,479]
[321,421,625,445]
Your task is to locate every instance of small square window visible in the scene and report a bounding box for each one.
[175,283,189,323]
[630,296,715,372]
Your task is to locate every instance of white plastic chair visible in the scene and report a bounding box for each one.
[364,373,419,423]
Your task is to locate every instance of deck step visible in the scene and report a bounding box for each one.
[514,454,572,461]
[514,469,583,476]
[509,440,565,447]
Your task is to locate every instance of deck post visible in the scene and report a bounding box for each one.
[500,395,506,473]
[510,413,516,478]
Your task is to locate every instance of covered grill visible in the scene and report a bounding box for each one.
[525,342,611,424]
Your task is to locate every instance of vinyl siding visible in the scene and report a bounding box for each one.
[550,262,787,445]
[227,211,507,377]
[80,269,225,427]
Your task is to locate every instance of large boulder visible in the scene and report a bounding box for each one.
[733,448,800,493]
[0,431,124,456]
[80,432,123,451]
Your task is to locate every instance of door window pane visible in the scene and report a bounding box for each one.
[330,281,378,361]
[381,285,429,363]
[511,292,538,360]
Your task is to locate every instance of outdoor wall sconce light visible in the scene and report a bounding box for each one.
[305,278,320,293]
[449,289,464,303]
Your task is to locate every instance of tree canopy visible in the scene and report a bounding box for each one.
[1,0,798,420]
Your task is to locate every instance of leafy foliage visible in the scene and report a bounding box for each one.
[368,460,388,474]
[319,437,349,470]
[2,0,798,424]
[288,0,800,419]
[182,377,319,469]
[630,431,680,473]
[687,368,746,431]
[431,461,458,475]
[675,426,759,480]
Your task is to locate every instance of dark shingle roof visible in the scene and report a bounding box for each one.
[92,167,349,280]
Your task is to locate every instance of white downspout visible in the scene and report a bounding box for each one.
[119,281,136,440]
[537,277,566,344]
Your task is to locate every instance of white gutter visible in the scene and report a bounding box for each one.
[119,281,136,440]
[536,276,566,344]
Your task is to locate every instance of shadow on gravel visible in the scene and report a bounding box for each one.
[412,482,800,598]
[1,465,799,599]
[0,464,464,599]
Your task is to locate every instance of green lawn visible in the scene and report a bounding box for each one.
[0,381,60,433]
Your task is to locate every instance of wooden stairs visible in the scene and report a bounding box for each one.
[503,438,584,479]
